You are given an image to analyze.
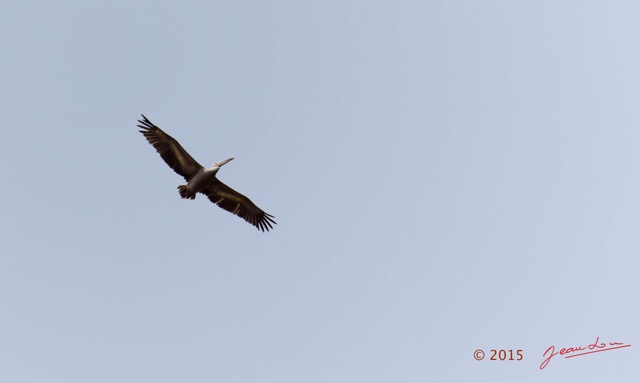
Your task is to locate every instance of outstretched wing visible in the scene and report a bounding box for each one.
[138,114,203,181]
[205,179,276,232]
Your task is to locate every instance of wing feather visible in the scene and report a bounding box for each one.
[205,179,276,232]
[138,114,203,181]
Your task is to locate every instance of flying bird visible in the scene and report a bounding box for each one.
[138,114,276,232]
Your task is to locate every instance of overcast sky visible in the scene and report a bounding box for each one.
[1,1,638,382]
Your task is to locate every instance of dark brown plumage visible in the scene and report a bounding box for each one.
[138,114,276,232]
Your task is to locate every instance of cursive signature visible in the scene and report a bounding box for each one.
[540,336,631,370]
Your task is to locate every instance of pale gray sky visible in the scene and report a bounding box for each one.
[1,1,638,382]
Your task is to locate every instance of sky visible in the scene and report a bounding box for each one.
[1,1,639,382]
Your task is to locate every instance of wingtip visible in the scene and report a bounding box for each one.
[137,114,155,130]
[138,114,152,125]
[257,216,276,232]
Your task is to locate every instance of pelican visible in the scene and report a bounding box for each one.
[138,114,276,232]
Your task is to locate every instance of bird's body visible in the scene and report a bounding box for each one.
[138,115,276,232]
[181,168,217,199]
[177,158,233,199]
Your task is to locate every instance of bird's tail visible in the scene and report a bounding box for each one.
[178,185,196,200]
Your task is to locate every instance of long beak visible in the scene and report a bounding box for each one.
[216,157,234,167]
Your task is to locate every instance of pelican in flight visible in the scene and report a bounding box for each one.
[138,114,276,232]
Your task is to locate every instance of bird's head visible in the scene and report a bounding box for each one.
[211,157,234,170]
